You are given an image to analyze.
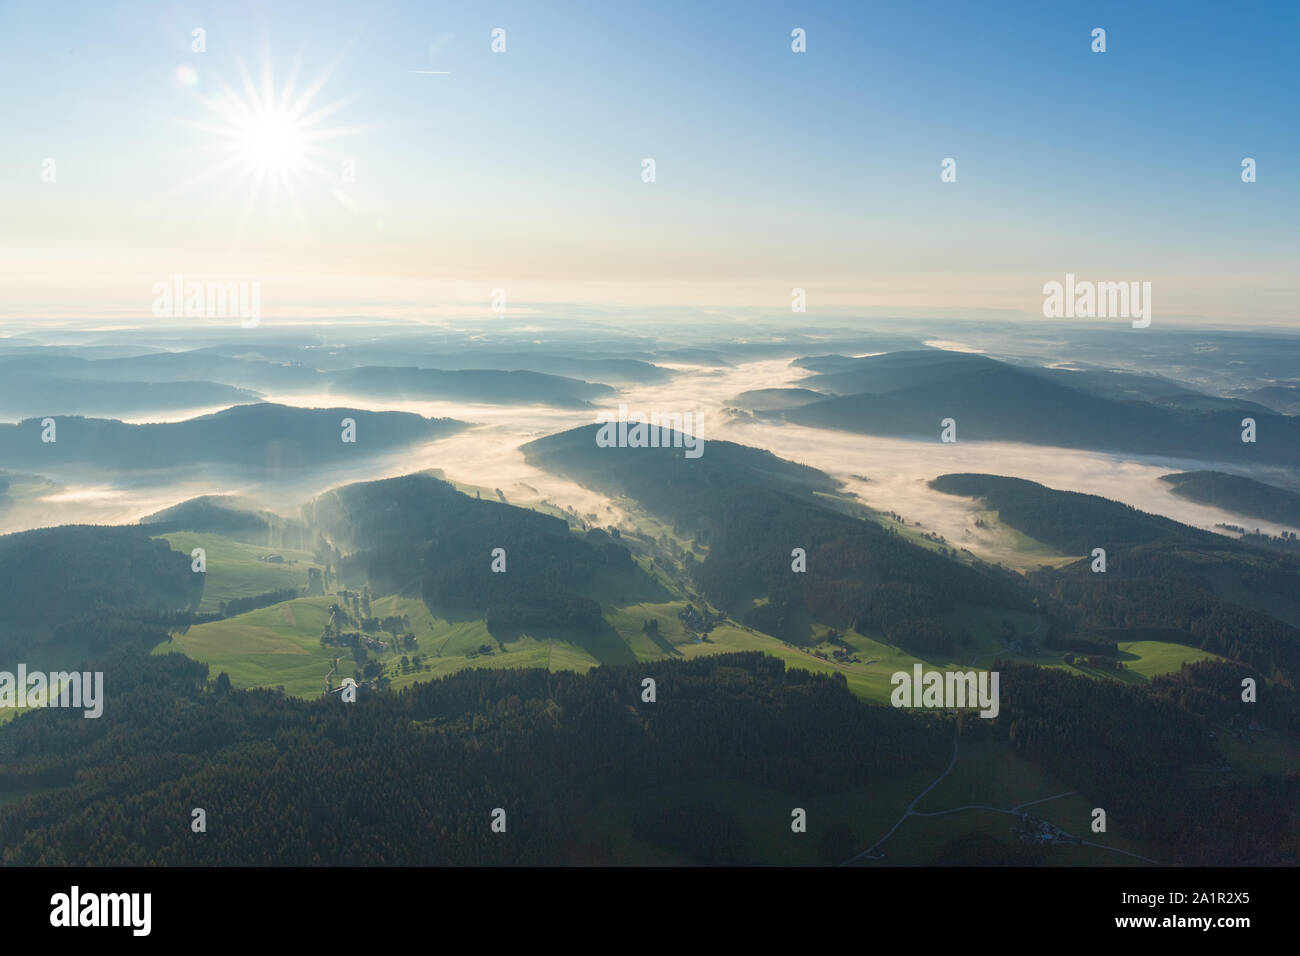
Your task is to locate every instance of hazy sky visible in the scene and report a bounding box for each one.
[1,0,1296,323]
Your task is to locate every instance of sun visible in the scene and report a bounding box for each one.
[239,110,304,171]
[166,50,364,223]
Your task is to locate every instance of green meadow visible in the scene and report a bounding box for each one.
[160,591,612,698]
[150,527,1236,712]
[1045,640,1227,684]
[972,509,1081,569]
[1115,640,1226,678]
[156,532,323,613]
[168,589,1064,707]
[158,596,336,695]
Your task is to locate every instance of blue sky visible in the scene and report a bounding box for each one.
[0,0,1296,323]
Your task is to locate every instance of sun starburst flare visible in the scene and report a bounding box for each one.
[162,49,367,227]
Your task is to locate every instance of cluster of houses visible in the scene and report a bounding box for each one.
[1013,814,1080,847]
[678,604,711,634]
[318,627,387,652]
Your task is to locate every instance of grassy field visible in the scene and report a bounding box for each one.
[974,509,1081,568]
[1044,640,1228,684]
[1115,640,1226,678]
[163,584,936,704]
[160,591,611,698]
[158,596,336,695]
[152,527,1232,714]
[155,532,323,613]
[686,624,916,703]
[603,598,1053,706]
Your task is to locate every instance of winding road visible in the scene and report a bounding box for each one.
[838,727,1162,866]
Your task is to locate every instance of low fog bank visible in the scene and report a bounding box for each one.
[7,355,1297,567]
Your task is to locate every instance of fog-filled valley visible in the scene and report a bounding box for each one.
[6,318,1300,558]
[4,315,1299,867]
[5,0,1300,916]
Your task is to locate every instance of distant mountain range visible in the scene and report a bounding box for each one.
[0,349,627,409]
[776,350,1300,466]
[0,373,259,419]
[326,365,613,407]
[373,351,673,384]
[188,343,677,384]
[0,351,322,392]
[0,403,466,472]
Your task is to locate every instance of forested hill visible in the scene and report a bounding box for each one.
[1,647,1293,865]
[306,473,638,634]
[138,495,310,548]
[930,473,1225,553]
[932,475,1300,679]
[521,422,838,521]
[0,651,952,865]
[1161,470,1300,528]
[792,349,1004,395]
[522,425,1033,654]
[0,404,466,472]
[0,525,200,665]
